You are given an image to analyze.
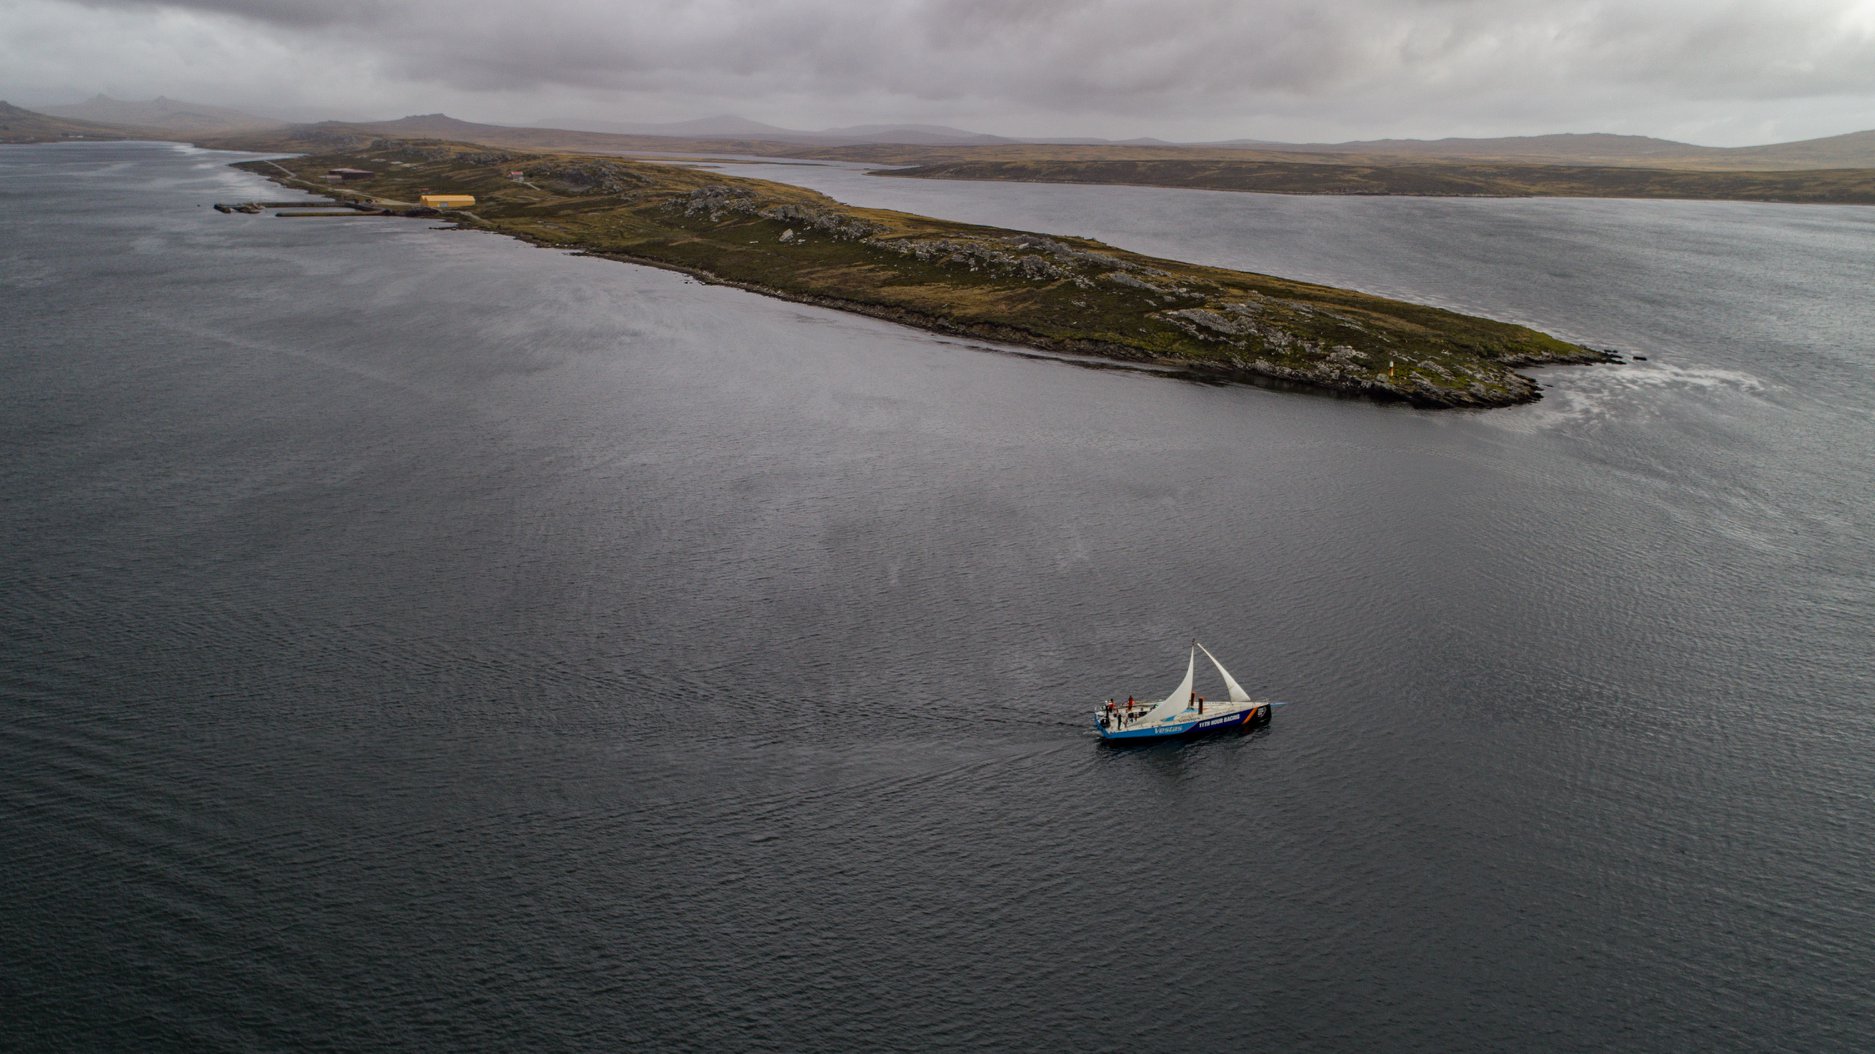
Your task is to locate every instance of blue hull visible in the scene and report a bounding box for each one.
[1095,704,1267,742]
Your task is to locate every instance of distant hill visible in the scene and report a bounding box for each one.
[0,101,133,143]
[1196,130,1875,170]
[815,122,1007,145]
[1024,136,1180,147]
[488,118,1875,167]
[355,113,507,139]
[1709,128,1875,169]
[1207,132,1718,165]
[199,114,768,157]
[539,114,804,138]
[41,94,282,134]
[199,110,1875,179]
[236,112,1011,155]
[533,113,1009,145]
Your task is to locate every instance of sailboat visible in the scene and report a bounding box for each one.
[1094,641,1271,741]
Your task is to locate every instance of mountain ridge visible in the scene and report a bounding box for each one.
[39,94,283,133]
[35,101,1858,171]
[0,100,136,143]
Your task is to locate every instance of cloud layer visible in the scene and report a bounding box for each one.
[8,0,1875,143]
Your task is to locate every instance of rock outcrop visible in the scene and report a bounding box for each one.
[531,159,646,195]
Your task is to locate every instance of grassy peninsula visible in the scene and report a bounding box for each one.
[238,138,1612,408]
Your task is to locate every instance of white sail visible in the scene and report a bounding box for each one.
[1138,647,1196,725]
[1196,641,1252,704]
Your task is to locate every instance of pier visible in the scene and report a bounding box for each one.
[212,200,436,218]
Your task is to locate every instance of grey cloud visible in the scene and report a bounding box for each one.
[69,0,389,27]
[6,0,1874,143]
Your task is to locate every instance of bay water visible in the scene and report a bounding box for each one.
[3,142,1872,1050]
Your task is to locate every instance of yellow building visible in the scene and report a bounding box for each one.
[420,194,476,209]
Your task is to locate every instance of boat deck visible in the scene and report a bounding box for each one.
[1095,699,1264,738]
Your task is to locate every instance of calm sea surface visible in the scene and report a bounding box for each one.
[3,142,1872,1051]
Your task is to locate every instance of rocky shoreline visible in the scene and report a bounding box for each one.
[566,247,1619,408]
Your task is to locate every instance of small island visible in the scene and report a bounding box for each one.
[236,137,1614,408]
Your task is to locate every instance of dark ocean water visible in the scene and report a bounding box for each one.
[3,142,1872,1052]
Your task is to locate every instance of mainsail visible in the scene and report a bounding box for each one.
[1196,641,1252,704]
[1138,647,1196,725]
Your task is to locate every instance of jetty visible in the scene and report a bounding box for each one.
[212,200,436,218]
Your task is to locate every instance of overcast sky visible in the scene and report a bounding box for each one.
[5,0,1874,144]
